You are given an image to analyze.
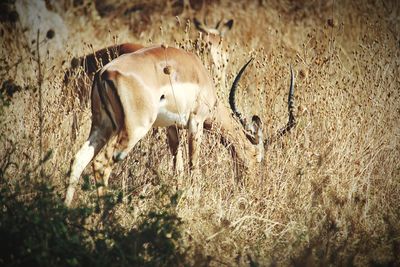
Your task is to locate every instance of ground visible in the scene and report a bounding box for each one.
[0,0,399,266]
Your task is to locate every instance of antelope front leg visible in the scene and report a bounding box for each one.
[188,115,204,171]
[167,126,184,174]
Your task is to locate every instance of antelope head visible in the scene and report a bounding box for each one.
[193,17,234,40]
[193,17,234,90]
[229,59,296,162]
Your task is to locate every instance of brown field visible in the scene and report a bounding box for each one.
[1,0,399,265]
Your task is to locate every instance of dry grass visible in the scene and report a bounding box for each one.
[1,0,399,265]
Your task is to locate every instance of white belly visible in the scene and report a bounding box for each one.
[152,82,200,128]
[153,106,188,127]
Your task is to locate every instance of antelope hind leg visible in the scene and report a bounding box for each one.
[92,136,117,199]
[65,141,95,206]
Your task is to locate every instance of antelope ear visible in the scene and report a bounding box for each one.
[215,19,222,30]
[220,19,234,37]
[225,19,234,30]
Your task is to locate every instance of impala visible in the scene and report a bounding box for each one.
[64,44,295,207]
[194,18,234,90]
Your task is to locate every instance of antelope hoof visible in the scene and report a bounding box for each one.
[113,151,127,162]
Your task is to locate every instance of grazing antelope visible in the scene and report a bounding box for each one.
[64,45,295,207]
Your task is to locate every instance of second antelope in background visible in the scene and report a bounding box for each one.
[194,17,234,91]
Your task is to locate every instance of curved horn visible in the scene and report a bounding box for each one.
[278,66,295,136]
[229,58,254,127]
[264,66,296,147]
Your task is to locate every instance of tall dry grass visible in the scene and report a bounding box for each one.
[1,0,399,265]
